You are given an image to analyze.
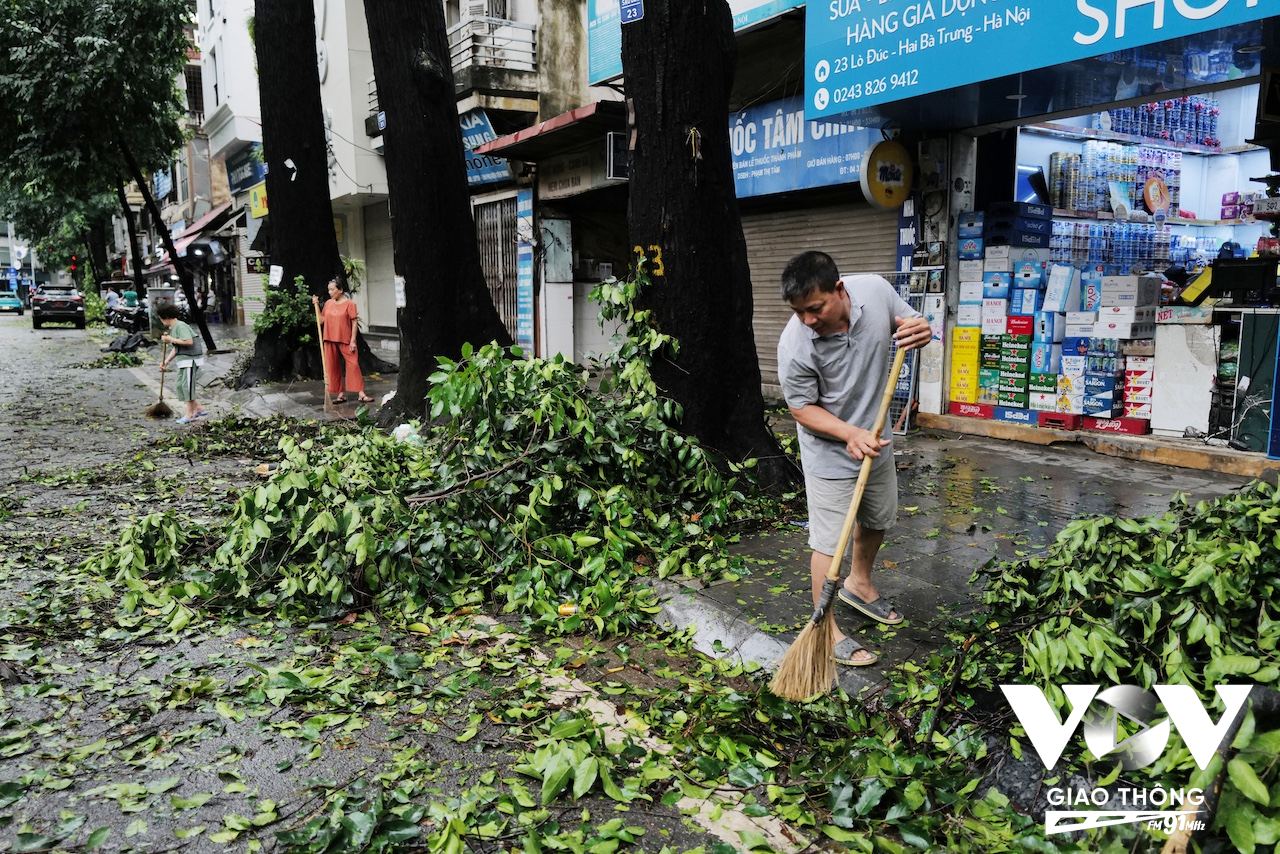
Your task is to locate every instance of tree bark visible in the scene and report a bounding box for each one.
[86,220,108,286]
[115,181,147,295]
[242,0,346,386]
[621,0,798,491]
[363,0,512,423]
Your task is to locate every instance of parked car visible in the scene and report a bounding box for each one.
[32,285,86,329]
[0,291,22,315]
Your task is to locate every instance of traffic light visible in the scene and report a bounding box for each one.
[69,255,77,273]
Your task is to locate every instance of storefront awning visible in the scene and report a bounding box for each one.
[156,201,235,265]
[476,101,627,161]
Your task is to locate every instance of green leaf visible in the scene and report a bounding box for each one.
[85,827,111,849]
[854,779,888,816]
[736,830,775,852]
[1225,801,1258,853]
[541,753,572,804]
[573,756,599,800]
[1229,757,1271,806]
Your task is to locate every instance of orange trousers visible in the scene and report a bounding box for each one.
[323,340,364,394]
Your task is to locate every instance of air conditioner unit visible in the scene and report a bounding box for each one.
[606,132,629,181]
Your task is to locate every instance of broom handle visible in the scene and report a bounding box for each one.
[315,298,331,413]
[823,345,908,584]
[158,342,168,400]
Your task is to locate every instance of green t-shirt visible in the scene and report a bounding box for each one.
[170,321,202,359]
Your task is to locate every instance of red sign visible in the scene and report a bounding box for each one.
[1082,416,1151,436]
[949,401,994,419]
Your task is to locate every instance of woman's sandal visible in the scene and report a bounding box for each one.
[332,396,346,404]
[356,395,376,404]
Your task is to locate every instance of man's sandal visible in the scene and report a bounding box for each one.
[837,589,904,625]
[832,637,878,667]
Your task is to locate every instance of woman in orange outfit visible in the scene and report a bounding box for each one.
[312,278,375,405]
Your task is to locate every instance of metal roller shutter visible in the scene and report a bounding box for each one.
[743,201,898,396]
[364,201,397,330]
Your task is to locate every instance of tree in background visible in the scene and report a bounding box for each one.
[363,0,511,420]
[621,0,798,491]
[0,0,200,325]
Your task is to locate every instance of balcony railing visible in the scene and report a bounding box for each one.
[447,17,536,74]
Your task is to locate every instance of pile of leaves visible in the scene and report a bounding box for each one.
[87,275,761,637]
[71,351,143,368]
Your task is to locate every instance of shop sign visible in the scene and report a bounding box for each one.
[247,256,269,274]
[538,146,624,200]
[227,143,267,196]
[805,0,1275,120]
[860,139,914,210]
[249,181,269,218]
[729,94,876,198]
[153,168,172,200]
[460,110,514,187]
[515,189,535,351]
[587,0,804,84]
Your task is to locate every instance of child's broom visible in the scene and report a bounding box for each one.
[145,342,175,419]
[769,345,907,702]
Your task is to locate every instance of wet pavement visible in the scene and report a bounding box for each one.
[668,433,1256,695]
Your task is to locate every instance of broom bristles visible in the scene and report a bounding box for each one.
[145,400,174,419]
[769,614,836,701]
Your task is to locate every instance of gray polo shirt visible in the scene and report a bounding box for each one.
[777,273,919,479]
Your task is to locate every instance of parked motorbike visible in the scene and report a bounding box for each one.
[106,303,149,333]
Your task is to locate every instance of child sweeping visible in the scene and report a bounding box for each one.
[158,302,209,424]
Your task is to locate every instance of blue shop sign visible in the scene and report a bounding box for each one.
[461,110,514,187]
[515,189,535,351]
[153,168,172,200]
[730,94,876,198]
[806,0,1274,120]
[588,0,804,84]
[227,143,267,196]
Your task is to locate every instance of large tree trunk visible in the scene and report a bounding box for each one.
[621,0,797,491]
[363,0,511,422]
[243,0,345,386]
[116,181,146,295]
[86,220,108,286]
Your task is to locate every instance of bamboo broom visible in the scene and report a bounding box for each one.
[315,296,332,414]
[144,342,175,419]
[769,345,908,702]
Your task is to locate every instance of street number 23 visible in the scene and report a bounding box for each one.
[634,245,664,277]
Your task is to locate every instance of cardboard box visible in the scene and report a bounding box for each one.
[1034,312,1064,343]
[982,315,1007,334]
[958,237,984,260]
[1082,415,1151,435]
[1065,323,1096,337]
[984,227,1050,248]
[959,259,985,280]
[998,391,1030,407]
[984,258,1012,273]
[1121,339,1157,357]
[1222,191,1240,205]
[1061,338,1091,357]
[949,401,992,418]
[977,387,1000,404]
[982,298,1009,315]
[1099,275,1160,307]
[1058,374,1085,394]
[984,245,1011,262]
[959,282,985,304]
[1125,355,1155,370]
[994,406,1036,424]
[1030,342,1061,374]
[1029,373,1059,394]
[952,326,982,345]
[1057,394,1085,414]
[1098,305,1157,322]
[1029,392,1058,412]
[950,387,979,403]
[1084,373,1123,394]
[1039,411,1083,430]
[1006,315,1035,336]
[1123,388,1152,405]
[1222,204,1240,220]
[1092,320,1155,339]
[951,376,977,391]
[988,200,1053,221]
[983,271,1012,287]
[1123,403,1153,420]
[957,305,982,327]
[957,210,985,237]
[1061,354,1087,374]
[1067,311,1099,325]
[951,362,978,379]
[1084,397,1120,417]
[1001,333,1034,346]
[979,367,1002,386]
[984,283,1011,300]
[1013,269,1044,291]
[1010,289,1043,315]
[1087,338,1122,355]
[1042,265,1082,313]
[1124,371,1154,388]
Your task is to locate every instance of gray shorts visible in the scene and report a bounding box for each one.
[174,364,200,402]
[804,462,898,554]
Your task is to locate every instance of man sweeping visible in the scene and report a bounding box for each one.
[777,251,932,667]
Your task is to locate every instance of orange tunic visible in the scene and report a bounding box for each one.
[321,298,358,344]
